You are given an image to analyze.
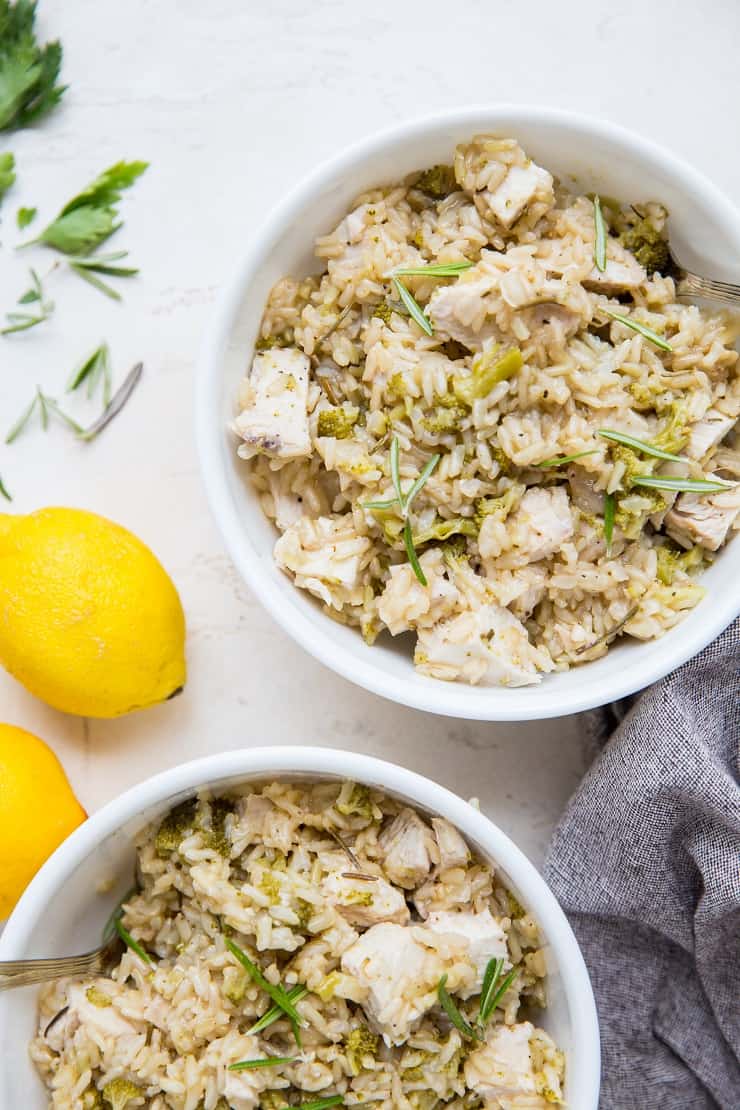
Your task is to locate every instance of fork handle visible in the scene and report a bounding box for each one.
[676,269,740,306]
[0,954,102,991]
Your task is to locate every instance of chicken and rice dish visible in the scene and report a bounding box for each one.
[232,135,739,688]
[32,781,564,1109]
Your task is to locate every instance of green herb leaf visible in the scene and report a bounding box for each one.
[0,2,66,133]
[632,475,733,494]
[479,966,518,1023]
[5,392,38,443]
[393,261,473,277]
[478,957,505,1026]
[598,429,685,462]
[389,434,404,509]
[70,262,122,300]
[224,936,304,1029]
[114,918,153,964]
[604,309,673,352]
[77,361,142,441]
[67,342,111,404]
[603,492,615,556]
[247,984,308,1036]
[593,194,607,273]
[536,449,599,468]
[16,204,36,229]
[102,885,139,943]
[404,517,427,586]
[31,160,148,256]
[286,1097,344,1110]
[437,974,478,1040]
[0,475,12,501]
[228,1056,295,1072]
[361,497,399,511]
[3,267,53,333]
[392,275,433,336]
[0,150,15,199]
[404,453,441,513]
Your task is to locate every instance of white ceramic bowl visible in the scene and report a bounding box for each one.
[0,747,600,1107]
[197,106,740,720]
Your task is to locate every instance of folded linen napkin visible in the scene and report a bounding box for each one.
[544,619,740,1109]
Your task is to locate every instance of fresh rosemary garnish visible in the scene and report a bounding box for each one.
[404,518,427,586]
[5,387,82,443]
[478,959,518,1029]
[631,475,733,494]
[593,195,607,273]
[389,433,404,507]
[603,492,615,556]
[404,453,441,512]
[228,1056,295,1072]
[373,437,441,585]
[536,449,599,468]
[67,250,140,301]
[603,309,673,352]
[598,429,685,462]
[224,936,305,1033]
[393,261,473,277]
[0,475,12,501]
[114,918,153,964]
[437,974,479,1040]
[392,275,433,336]
[247,984,308,1036]
[1,267,53,334]
[67,342,112,404]
[286,1098,344,1110]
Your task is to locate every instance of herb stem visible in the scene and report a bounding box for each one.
[593,195,607,273]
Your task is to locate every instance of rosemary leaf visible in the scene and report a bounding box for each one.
[77,361,143,441]
[67,343,110,394]
[604,309,673,352]
[478,957,505,1026]
[389,434,404,509]
[632,475,733,494]
[593,195,607,273]
[437,974,478,1040]
[404,453,441,513]
[224,937,304,1028]
[537,449,599,468]
[114,918,153,964]
[70,262,122,301]
[479,967,518,1021]
[393,261,473,277]
[361,497,400,511]
[5,392,39,443]
[404,517,427,586]
[0,476,12,501]
[598,429,685,462]
[228,1056,295,1072]
[247,985,308,1036]
[392,276,433,336]
[604,492,615,556]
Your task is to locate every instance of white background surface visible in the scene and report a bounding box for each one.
[1,0,738,865]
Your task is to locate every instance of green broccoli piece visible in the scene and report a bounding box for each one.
[651,400,690,454]
[655,544,704,586]
[317,405,359,439]
[101,1078,141,1110]
[620,218,671,276]
[413,517,477,546]
[81,1088,104,1110]
[154,798,197,857]
[345,1024,379,1075]
[85,986,112,1008]
[610,444,645,491]
[473,484,524,529]
[372,301,394,325]
[255,332,292,351]
[423,393,468,435]
[199,797,233,857]
[453,347,523,406]
[415,164,457,199]
[335,782,374,819]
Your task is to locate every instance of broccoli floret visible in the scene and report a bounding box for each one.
[343,889,374,906]
[655,544,704,585]
[82,1088,104,1110]
[259,871,281,903]
[345,1025,379,1075]
[317,405,359,440]
[85,986,112,1008]
[154,798,197,857]
[415,164,457,199]
[413,517,477,546]
[372,301,394,325]
[335,782,374,819]
[101,1078,141,1110]
[651,400,690,454]
[453,347,523,406]
[255,332,292,351]
[610,444,645,491]
[473,484,524,529]
[199,797,233,857]
[423,393,468,435]
[620,218,671,276]
[223,965,250,1004]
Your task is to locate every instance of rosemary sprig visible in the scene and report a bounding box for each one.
[404,453,441,512]
[228,1056,295,1072]
[68,250,140,301]
[598,428,685,462]
[361,497,399,511]
[247,984,308,1036]
[1,267,53,334]
[392,275,432,336]
[389,434,404,507]
[537,449,599,468]
[114,918,153,964]
[67,342,112,404]
[224,937,304,1030]
[404,518,427,586]
[603,492,615,556]
[5,387,82,443]
[478,963,518,1028]
[393,261,473,277]
[437,974,479,1040]
[603,309,673,352]
[77,361,143,441]
[593,195,607,273]
[632,475,733,494]
[0,476,12,501]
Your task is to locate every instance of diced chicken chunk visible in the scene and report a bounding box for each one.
[377,549,459,635]
[665,484,740,551]
[66,984,137,1039]
[483,162,554,230]
[581,240,646,294]
[212,1034,272,1110]
[465,1021,559,1109]
[234,347,311,461]
[274,514,373,607]
[415,604,552,688]
[427,270,502,350]
[426,909,509,995]
[685,410,736,460]
[341,923,448,1044]
[431,817,470,871]
[455,137,554,231]
[479,487,574,565]
[379,808,435,889]
[323,870,410,927]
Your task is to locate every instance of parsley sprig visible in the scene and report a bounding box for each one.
[0,150,15,200]
[0,1,66,133]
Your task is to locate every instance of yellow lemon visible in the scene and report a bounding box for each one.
[0,508,186,717]
[0,723,86,918]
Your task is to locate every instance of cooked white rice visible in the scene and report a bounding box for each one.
[32,781,565,1109]
[232,135,740,688]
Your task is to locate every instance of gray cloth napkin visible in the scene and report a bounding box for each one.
[544,618,740,1110]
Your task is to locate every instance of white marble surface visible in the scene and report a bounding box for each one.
[1,0,738,865]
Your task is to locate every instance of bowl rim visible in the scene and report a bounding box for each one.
[0,745,601,1108]
[195,104,740,720]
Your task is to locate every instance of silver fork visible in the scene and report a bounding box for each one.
[672,253,740,306]
[0,933,122,991]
